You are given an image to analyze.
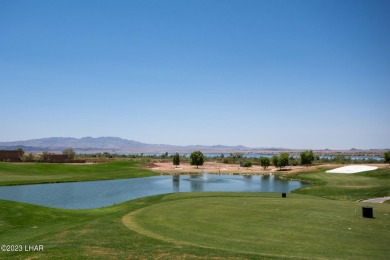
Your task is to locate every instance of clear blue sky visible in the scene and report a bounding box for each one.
[1,0,389,149]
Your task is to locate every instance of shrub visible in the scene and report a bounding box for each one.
[243,161,252,168]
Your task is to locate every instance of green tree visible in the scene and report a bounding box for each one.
[230,152,243,162]
[16,147,25,158]
[190,151,205,168]
[289,156,299,166]
[62,148,76,160]
[384,151,390,165]
[102,152,112,158]
[278,152,290,169]
[260,157,271,170]
[272,156,279,168]
[172,152,180,168]
[300,150,315,166]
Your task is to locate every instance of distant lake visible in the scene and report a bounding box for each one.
[0,174,308,209]
[318,155,383,161]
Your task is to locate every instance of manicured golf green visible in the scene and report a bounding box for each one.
[1,192,389,259]
[125,193,390,259]
[0,161,156,186]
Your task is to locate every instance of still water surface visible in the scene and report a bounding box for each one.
[0,174,308,209]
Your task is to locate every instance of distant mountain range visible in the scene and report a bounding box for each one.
[0,137,287,154]
[0,137,387,154]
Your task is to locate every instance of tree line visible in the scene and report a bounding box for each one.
[11,148,390,166]
[171,150,294,169]
[15,148,76,162]
[172,149,389,169]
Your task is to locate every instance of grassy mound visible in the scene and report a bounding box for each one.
[291,167,390,201]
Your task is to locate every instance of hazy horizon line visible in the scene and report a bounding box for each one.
[0,136,388,151]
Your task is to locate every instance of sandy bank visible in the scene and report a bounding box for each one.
[145,161,313,174]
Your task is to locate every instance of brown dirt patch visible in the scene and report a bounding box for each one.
[145,162,160,168]
[144,161,318,175]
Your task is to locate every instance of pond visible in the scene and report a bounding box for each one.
[0,174,309,209]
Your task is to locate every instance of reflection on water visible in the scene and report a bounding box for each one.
[243,175,253,188]
[0,173,308,209]
[172,175,180,192]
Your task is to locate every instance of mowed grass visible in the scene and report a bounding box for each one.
[0,161,156,186]
[127,193,390,259]
[1,193,389,259]
[0,194,262,259]
[292,166,390,201]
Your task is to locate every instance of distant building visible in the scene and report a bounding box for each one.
[0,150,22,162]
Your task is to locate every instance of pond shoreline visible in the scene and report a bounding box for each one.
[0,174,309,209]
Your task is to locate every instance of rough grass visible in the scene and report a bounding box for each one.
[0,161,156,186]
[1,193,389,259]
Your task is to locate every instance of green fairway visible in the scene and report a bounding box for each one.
[0,161,156,186]
[1,193,389,259]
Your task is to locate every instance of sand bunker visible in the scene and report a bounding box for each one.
[326,165,378,174]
